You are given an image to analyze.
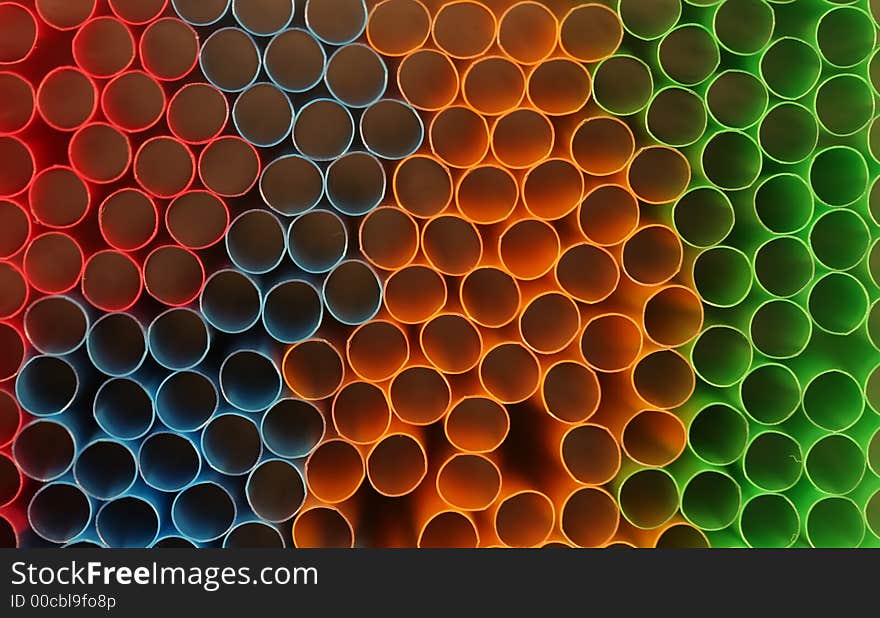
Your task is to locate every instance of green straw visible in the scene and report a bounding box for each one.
[749,299,812,359]
[803,370,864,432]
[617,467,680,529]
[657,23,720,86]
[618,0,682,40]
[868,300,880,351]
[693,246,752,307]
[673,186,734,248]
[864,364,880,415]
[807,272,869,336]
[691,325,752,387]
[809,209,870,272]
[804,434,865,495]
[680,470,741,531]
[701,130,763,190]
[705,70,768,130]
[806,496,865,548]
[646,86,707,147]
[753,173,814,234]
[743,430,803,492]
[655,524,709,548]
[592,55,654,116]
[754,236,814,297]
[869,117,880,165]
[870,178,880,227]
[814,74,875,137]
[739,493,800,548]
[758,102,818,164]
[689,403,749,466]
[815,6,876,68]
[809,146,868,207]
[713,0,774,55]
[866,489,880,539]
[759,37,821,100]
[740,363,801,425]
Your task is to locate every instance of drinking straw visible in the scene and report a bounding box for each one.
[93,377,153,440]
[623,410,686,467]
[0,72,34,134]
[156,370,218,432]
[739,493,800,548]
[691,325,753,387]
[0,390,20,449]
[262,280,323,344]
[323,260,383,325]
[0,136,33,197]
[264,28,326,93]
[325,43,387,108]
[148,308,210,370]
[560,424,620,484]
[806,496,865,548]
[0,200,30,259]
[618,0,681,40]
[430,106,490,169]
[81,250,143,312]
[325,152,386,216]
[261,398,325,460]
[143,245,205,306]
[0,323,23,383]
[293,506,354,548]
[497,1,557,65]
[572,117,635,176]
[397,49,460,111]
[617,467,679,529]
[444,397,509,453]
[643,285,703,347]
[171,482,236,542]
[99,189,159,251]
[628,146,690,203]
[224,522,285,549]
[808,272,869,336]
[36,67,97,131]
[198,136,261,197]
[220,350,282,412]
[814,74,874,137]
[712,0,773,55]
[581,313,642,373]
[232,0,294,36]
[226,209,285,275]
[688,403,749,466]
[646,86,707,147]
[815,6,875,68]
[680,470,741,531]
[36,0,96,30]
[759,37,821,100]
[658,24,720,86]
[287,210,348,274]
[385,264,447,324]
[526,60,592,117]
[246,459,306,522]
[494,490,555,548]
[138,432,200,492]
[86,313,147,377]
[418,511,479,548]
[622,225,683,286]
[431,1,495,59]
[360,207,419,272]
[744,430,803,491]
[499,219,560,280]
[367,433,428,497]
[541,360,601,423]
[393,155,453,218]
[632,349,695,409]
[809,209,869,271]
[360,100,424,160]
[421,313,483,374]
[692,246,752,307]
[74,440,136,500]
[479,343,541,404]
[292,99,355,161]
[753,174,814,234]
[15,355,78,417]
[524,159,584,221]
[13,419,75,481]
[390,364,452,424]
[0,262,27,320]
[462,56,526,116]
[199,27,260,92]
[200,269,261,334]
[705,70,768,130]
[437,453,502,511]
[166,83,229,145]
[305,439,364,503]
[28,482,91,544]
[28,166,89,229]
[332,381,391,444]
[456,165,519,224]
[166,191,228,250]
[172,0,229,25]
[232,83,294,148]
[519,292,580,354]
[592,55,654,116]
[555,244,619,303]
[560,3,623,63]
[69,123,130,184]
[701,130,762,190]
[139,18,199,81]
[283,339,344,401]
[304,0,367,46]
[346,320,409,382]
[366,0,430,57]
[804,434,865,495]
[809,146,868,207]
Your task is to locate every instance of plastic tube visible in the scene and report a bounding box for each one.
[805,434,865,495]
[306,439,364,503]
[491,111,553,172]
[499,219,559,281]
[28,482,91,544]
[519,292,579,354]
[0,136,33,198]
[165,191,227,250]
[346,320,408,382]
[561,424,619,484]
[293,507,354,548]
[305,0,366,45]
[816,6,875,68]
[680,471,740,531]
[367,0,430,56]
[691,326,752,388]
[367,433,427,497]
[37,67,97,131]
[81,250,143,312]
[421,313,482,374]
[199,136,260,198]
[622,410,685,467]
[99,189,158,251]
[646,87,707,147]
[658,24,719,86]
[384,264,446,325]
[232,0,293,36]
[138,432,200,492]
[759,102,817,166]
[398,49,459,112]
[432,1,494,59]
[224,522,284,549]
[325,44,387,108]
[199,28,260,92]
[739,493,799,548]
[108,0,165,24]
[628,145,689,203]
[0,513,15,548]
[28,166,89,230]
[456,165,518,224]
[445,397,508,453]
[144,245,204,307]
[220,350,281,413]
[86,313,146,377]
[262,280,322,345]
[760,37,821,100]
[804,370,863,433]
[323,260,382,325]
[390,365,451,424]
[262,398,325,459]
[360,207,418,271]
[562,487,619,547]
[576,185,637,246]
[617,468,679,529]
[461,267,520,328]
[743,431,802,491]
[246,460,306,522]
[430,107,490,169]
[712,0,773,55]
[754,236,813,297]
[151,536,197,548]
[226,209,285,275]
[418,510,479,548]
[619,0,680,40]
[73,17,135,78]
[332,381,391,444]
[706,70,768,130]
[0,263,26,320]
[69,123,130,184]
[264,28,325,93]
[393,155,453,218]
[0,72,33,134]
[260,156,323,217]
[643,285,703,348]
[750,299,812,358]
[740,363,800,425]
[167,83,228,145]
[200,269,260,334]
[148,308,209,371]
[807,497,865,548]
[437,453,501,511]
[94,377,153,440]
[360,99,423,160]
[139,17,198,81]
[808,272,869,336]
[702,129,762,190]
[580,313,641,373]
[102,71,165,134]
[25,296,87,356]
[622,225,683,286]
[0,200,30,259]
[292,99,355,161]
[0,390,20,448]
[560,4,623,63]
[688,403,748,466]
[420,215,481,275]
[810,146,868,207]
[542,360,601,424]
[233,82,293,148]
[74,440,136,500]
[0,323,23,383]
[172,482,236,542]
[283,339,344,401]
[16,355,77,417]
[480,343,540,405]
[632,350,694,410]
[325,152,386,216]
[156,370,217,432]
[525,68,588,126]
[816,74,875,138]
[555,244,619,304]
[497,2,557,64]
[172,0,229,25]
[571,116,634,176]
[523,159,583,221]
[654,523,709,549]
[593,54,653,116]
[494,491,554,548]
[692,246,752,307]
[287,210,347,274]
[461,56,525,116]
[36,0,96,30]
[22,233,82,295]
[13,419,75,481]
